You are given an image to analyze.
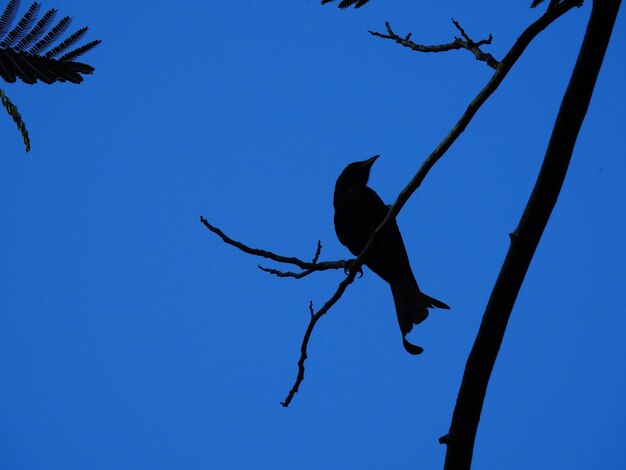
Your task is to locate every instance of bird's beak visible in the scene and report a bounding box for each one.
[362,155,380,168]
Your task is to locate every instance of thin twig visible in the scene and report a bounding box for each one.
[258,265,316,279]
[369,20,499,69]
[200,216,350,275]
[312,240,322,264]
[257,240,339,279]
[281,267,361,407]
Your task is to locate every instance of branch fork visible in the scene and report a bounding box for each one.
[202,0,586,411]
[369,19,499,70]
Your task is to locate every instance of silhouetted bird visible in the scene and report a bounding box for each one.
[333,155,449,355]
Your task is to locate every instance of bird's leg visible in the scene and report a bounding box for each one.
[343,259,364,278]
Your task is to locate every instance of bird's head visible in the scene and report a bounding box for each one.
[336,155,379,188]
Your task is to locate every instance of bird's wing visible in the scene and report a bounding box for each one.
[334,186,388,254]
[360,187,415,282]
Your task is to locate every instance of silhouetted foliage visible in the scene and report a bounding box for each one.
[0,0,100,84]
[321,0,371,9]
[0,88,28,150]
[0,1,99,152]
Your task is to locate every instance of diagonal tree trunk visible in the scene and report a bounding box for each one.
[443,1,622,468]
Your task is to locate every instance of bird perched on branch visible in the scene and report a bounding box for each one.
[333,155,449,354]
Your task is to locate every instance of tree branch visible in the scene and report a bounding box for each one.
[281,0,581,406]
[369,19,499,70]
[352,0,585,300]
[202,0,583,408]
[281,267,362,406]
[198,215,365,405]
[442,1,621,468]
[199,216,351,277]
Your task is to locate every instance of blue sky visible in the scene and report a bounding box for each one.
[1,1,625,468]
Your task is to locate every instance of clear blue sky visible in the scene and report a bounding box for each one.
[1,1,625,468]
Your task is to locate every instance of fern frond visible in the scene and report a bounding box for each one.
[44,25,85,58]
[0,2,99,85]
[0,2,40,48]
[59,39,100,62]
[14,8,55,51]
[27,15,69,55]
[0,49,25,81]
[0,0,20,40]
[0,88,30,152]
[0,47,94,83]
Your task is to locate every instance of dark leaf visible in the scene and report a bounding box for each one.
[14,8,55,51]
[27,15,70,55]
[0,0,19,39]
[59,39,100,62]
[44,25,86,58]
[0,2,40,48]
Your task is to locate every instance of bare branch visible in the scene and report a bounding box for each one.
[257,265,313,279]
[281,266,362,407]
[199,215,365,405]
[369,20,499,70]
[312,240,322,264]
[203,0,584,408]
[350,1,585,301]
[200,216,350,275]
[451,18,473,42]
[257,240,333,279]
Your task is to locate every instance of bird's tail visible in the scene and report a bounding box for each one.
[390,278,450,355]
